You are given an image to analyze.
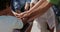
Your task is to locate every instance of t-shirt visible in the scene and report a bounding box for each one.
[0,16,23,32]
[11,0,26,12]
[47,0,60,6]
[11,0,31,12]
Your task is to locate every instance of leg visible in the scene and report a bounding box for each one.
[31,17,50,32]
[39,21,50,32]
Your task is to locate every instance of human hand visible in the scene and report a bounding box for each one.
[15,11,30,19]
[15,11,30,24]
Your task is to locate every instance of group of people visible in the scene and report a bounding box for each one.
[0,0,60,32]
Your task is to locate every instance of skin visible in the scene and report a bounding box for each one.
[16,0,52,22]
[26,0,52,21]
[15,0,54,32]
[25,2,30,11]
[30,3,34,9]
[0,6,14,16]
[22,0,53,32]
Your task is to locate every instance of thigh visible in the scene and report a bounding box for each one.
[31,17,49,32]
[37,18,50,32]
[36,16,47,29]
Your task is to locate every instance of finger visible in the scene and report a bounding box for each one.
[22,14,29,18]
[15,13,24,18]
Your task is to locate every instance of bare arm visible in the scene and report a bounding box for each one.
[29,0,46,11]
[27,0,52,21]
[30,3,34,9]
[25,2,30,11]
[15,0,52,23]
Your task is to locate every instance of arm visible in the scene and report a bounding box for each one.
[25,2,30,11]
[16,0,52,22]
[30,3,34,9]
[29,0,46,11]
[24,0,52,21]
[21,1,52,21]
[15,0,45,18]
[27,0,60,21]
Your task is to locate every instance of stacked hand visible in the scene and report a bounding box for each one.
[15,11,30,24]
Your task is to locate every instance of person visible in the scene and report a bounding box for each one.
[11,0,26,16]
[11,0,26,12]
[0,0,23,32]
[11,0,60,32]
[15,0,60,32]
[11,0,34,32]
[11,0,28,25]
[11,0,31,23]
[25,0,56,32]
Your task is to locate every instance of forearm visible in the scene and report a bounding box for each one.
[27,1,52,21]
[25,3,30,11]
[29,0,45,11]
[30,3,34,9]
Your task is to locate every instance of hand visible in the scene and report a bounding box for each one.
[16,11,30,19]
[15,11,30,24]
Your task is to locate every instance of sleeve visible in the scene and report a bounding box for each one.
[31,0,38,4]
[47,0,59,5]
[7,16,24,29]
[15,19,23,29]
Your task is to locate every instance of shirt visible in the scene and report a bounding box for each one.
[11,0,26,12]
[47,0,60,6]
[0,16,23,32]
[11,0,31,12]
